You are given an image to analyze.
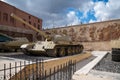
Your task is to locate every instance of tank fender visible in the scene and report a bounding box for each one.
[20,44,29,48]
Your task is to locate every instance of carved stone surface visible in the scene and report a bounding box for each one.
[46,19,120,42]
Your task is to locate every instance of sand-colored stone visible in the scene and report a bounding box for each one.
[81,41,111,51]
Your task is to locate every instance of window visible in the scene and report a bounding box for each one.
[34,23,36,27]
[29,21,31,24]
[23,19,26,21]
[38,25,40,29]
[29,16,31,19]
[0,12,1,21]
[10,16,14,24]
[3,13,8,21]
[38,19,40,23]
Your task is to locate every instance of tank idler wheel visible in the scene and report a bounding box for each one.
[58,48,65,57]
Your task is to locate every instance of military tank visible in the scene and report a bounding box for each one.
[11,13,84,57]
[0,33,29,51]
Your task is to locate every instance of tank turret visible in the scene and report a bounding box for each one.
[0,33,29,51]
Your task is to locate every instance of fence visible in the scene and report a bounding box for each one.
[0,59,76,80]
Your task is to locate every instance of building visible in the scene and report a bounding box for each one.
[0,1,42,41]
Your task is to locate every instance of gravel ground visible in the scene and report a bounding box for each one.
[93,53,120,73]
[89,70,120,80]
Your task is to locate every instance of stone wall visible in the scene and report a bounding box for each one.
[45,19,120,51]
[81,41,111,51]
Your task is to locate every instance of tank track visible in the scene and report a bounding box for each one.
[46,44,84,57]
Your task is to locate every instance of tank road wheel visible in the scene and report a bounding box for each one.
[68,47,72,55]
[78,46,81,53]
[76,47,79,54]
[74,47,78,54]
[65,48,68,56]
[58,48,65,57]
[52,48,57,57]
[71,47,76,55]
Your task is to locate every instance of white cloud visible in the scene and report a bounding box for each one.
[89,19,96,23]
[67,11,80,25]
[3,0,120,28]
[81,1,94,18]
[4,0,90,28]
[94,0,120,21]
[44,11,81,28]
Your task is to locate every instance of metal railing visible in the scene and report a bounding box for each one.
[0,59,76,80]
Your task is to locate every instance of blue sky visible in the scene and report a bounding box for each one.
[66,0,108,24]
[2,0,120,28]
[93,0,108,3]
[66,7,97,24]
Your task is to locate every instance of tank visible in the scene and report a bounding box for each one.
[11,13,84,57]
[0,33,29,52]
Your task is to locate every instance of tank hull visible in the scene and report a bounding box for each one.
[22,44,84,57]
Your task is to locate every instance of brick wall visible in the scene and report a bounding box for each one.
[0,1,42,41]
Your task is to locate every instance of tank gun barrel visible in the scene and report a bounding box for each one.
[11,13,50,40]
